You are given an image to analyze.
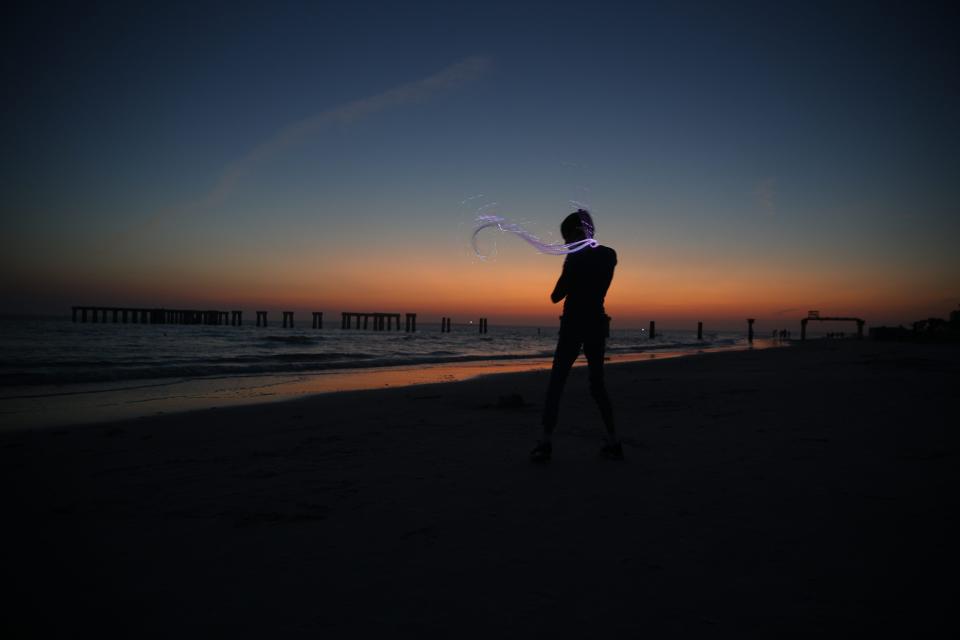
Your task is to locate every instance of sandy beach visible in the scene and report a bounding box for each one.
[3,340,957,636]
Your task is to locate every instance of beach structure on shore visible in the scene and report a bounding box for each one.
[800,310,865,340]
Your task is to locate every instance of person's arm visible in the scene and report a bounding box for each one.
[550,258,570,303]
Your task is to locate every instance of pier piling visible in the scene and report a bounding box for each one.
[340,312,406,331]
[649,320,655,339]
[697,321,703,340]
[748,318,755,342]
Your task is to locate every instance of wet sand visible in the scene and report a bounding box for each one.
[2,340,957,635]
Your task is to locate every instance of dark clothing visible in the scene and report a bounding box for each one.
[542,245,617,433]
[550,245,617,318]
[542,316,614,432]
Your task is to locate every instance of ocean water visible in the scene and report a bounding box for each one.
[0,316,749,388]
[0,316,768,429]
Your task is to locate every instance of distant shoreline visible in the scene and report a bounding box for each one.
[0,313,844,334]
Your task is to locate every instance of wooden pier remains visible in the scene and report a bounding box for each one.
[697,321,703,340]
[72,306,337,330]
[70,306,432,335]
[340,312,417,332]
[73,306,233,325]
[747,318,756,342]
[649,320,656,339]
[441,317,452,332]
[478,318,488,334]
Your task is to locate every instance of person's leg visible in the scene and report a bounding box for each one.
[583,328,616,442]
[540,330,582,439]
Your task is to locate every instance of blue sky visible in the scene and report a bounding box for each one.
[2,1,957,325]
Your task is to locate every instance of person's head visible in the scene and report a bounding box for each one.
[561,209,595,243]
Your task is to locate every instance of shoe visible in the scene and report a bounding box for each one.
[599,441,624,460]
[529,441,552,462]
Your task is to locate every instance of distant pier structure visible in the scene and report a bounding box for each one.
[340,312,417,332]
[441,317,452,332]
[73,306,232,325]
[70,306,437,335]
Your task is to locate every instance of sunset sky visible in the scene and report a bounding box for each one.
[2,1,957,329]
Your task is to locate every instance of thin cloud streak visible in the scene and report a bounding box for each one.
[754,178,776,216]
[209,55,492,203]
[112,56,492,244]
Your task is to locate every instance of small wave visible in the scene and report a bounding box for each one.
[0,352,552,387]
[0,324,752,390]
[259,335,319,345]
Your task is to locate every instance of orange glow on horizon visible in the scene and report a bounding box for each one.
[11,240,954,331]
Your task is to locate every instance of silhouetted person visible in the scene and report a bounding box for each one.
[530,209,620,462]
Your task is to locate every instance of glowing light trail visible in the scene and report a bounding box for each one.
[471,215,598,258]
